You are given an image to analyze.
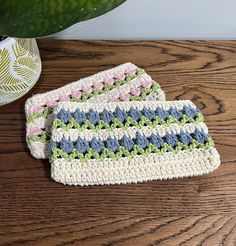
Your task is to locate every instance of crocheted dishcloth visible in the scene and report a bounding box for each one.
[25,63,165,159]
[50,100,221,186]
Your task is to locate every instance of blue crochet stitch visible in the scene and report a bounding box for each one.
[87,109,100,125]
[120,135,134,151]
[90,137,104,153]
[178,131,192,145]
[100,109,114,124]
[129,107,142,121]
[114,107,127,123]
[73,109,86,125]
[50,113,57,123]
[192,129,208,144]
[58,109,72,124]
[136,132,149,148]
[169,107,182,120]
[155,107,169,120]
[142,107,155,121]
[164,133,178,148]
[60,137,74,153]
[49,140,57,155]
[183,106,198,118]
[75,137,89,153]
[105,136,120,152]
[149,133,164,148]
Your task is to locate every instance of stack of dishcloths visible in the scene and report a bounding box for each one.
[25,62,220,186]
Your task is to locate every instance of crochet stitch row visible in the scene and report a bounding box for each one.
[27,101,204,143]
[26,68,145,119]
[26,82,162,142]
[25,63,166,159]
[49,101,221,185]
[51,122,208,143]
[51,147,220,186]
[54,100,196,114]
[50,129,213,162]
[26,82,160,123]
[51,105,203,132]
[50,139,214,162]
[25,64,162,116]
[26,63,140,110]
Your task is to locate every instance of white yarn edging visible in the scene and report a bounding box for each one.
[51,122,208,143]
[54,100,195,115]
[146,88,165,101]
[27,141,49,159]
[87,73,151,103]
[50,147,221,186]
[25,62,138,108]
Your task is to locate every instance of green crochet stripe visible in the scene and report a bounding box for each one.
[130,82,159,101]
[26,112,204,144]
[26,69,147,122]
[50,138,214,162]
[26,82,161,144]
[26,81,159,125]
[26,107,53,122]
[77,68,146,101]
[27,132,49,143]
[51,112,204,132]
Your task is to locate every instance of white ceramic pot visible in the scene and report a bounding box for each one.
[0,37,42,106]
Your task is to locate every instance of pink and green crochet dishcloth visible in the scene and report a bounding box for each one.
[25,63,165,159]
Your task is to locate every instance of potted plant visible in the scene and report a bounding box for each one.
[0,36,41,105]
[0,0,126,105]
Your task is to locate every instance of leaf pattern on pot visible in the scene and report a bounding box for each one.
[0,39,41,106]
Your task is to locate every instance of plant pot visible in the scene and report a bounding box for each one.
[0,37,41,106]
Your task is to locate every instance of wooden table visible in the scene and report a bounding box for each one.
[1,40,236,245]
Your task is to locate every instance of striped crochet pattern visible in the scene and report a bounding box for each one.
[50,101,221,186]
[25,63,165,159]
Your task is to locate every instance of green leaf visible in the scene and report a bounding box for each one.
[0,0,126,38]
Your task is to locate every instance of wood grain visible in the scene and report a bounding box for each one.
[1,40,236,245]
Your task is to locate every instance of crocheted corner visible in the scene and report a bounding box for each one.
[25,62,165,159]
[49,101,221,186]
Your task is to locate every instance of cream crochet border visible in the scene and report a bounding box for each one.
[25,63,138,107]
[54,100,195,114]
[51,122,208,142]
[51,147,220,186]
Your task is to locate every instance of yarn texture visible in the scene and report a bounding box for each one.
[50,101,221,186]
[25,63,165,159]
